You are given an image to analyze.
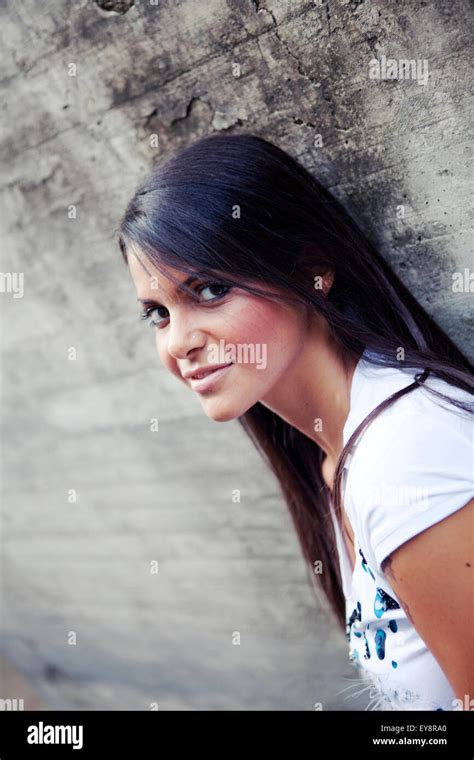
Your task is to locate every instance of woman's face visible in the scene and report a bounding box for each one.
[127,248,313,422]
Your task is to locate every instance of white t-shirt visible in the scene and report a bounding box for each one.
[329,349,473,711]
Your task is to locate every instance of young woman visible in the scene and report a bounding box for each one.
[117,133,473,711]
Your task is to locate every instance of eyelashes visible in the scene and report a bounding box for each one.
[139,281,232,328]
[139,305,168,328]
[195,282,231,301]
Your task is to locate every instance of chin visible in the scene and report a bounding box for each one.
[201,399,250,423]
[203,406,239,423]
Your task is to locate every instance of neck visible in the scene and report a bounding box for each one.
[259,321,361,464]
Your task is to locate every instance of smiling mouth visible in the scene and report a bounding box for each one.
[190,364,232,380]
[192,368,219,380]
[187,363,234,392]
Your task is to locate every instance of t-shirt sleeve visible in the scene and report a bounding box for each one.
[350,407,474,576]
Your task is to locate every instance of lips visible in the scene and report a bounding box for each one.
[183,363,233,380]
[186,363,234,393]
[191,367,223,380]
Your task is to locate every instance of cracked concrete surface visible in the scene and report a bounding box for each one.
[0,0,472,710]
[96,0,135,14]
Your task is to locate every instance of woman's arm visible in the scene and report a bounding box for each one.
[381,498,474,708]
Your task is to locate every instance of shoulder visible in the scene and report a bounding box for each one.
[346,381,473,575]
[351,376,472,472]
[345,360,473,461]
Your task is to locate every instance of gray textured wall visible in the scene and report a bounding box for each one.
[0,0,471,710]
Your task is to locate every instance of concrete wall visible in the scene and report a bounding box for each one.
[0,0,471,710]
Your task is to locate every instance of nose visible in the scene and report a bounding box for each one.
[166,315,205,360]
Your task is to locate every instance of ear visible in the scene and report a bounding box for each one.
[298,242,335,297]
[321,269,335,297]
[312,268,335,296]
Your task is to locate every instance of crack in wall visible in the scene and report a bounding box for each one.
[95,0,135,14]
[169,96,213,127]
[325,0,332,36]
[253,4,323,87]
[252,2,350,132]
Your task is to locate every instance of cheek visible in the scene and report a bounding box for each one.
[229,299,301,351]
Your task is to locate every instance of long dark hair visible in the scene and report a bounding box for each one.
[117,133,473,632]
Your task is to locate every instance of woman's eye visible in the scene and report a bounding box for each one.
[140,307,168,328]
[139,282,230,328]
[196,282,231,301]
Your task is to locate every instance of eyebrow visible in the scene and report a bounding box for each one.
[137,276,200,306]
